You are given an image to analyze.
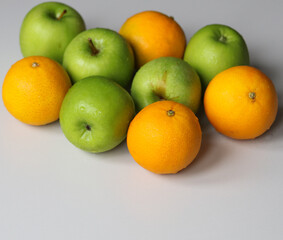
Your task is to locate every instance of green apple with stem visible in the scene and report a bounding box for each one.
[59,76,135,153]
[63,28,135,89]
[20,2,86,63]
[131,57,202,113]
[184,24,250,88]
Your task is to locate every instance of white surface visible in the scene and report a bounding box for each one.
[1,0,283,239]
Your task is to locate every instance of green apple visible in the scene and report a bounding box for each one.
[184,24,249,88]
[59,76,135,153]
[131,57,202,113]
[20,2,86,63]
[62,28,135,89]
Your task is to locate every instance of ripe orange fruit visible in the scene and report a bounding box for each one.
[127,101,202,174]
[2,56,72,125]
[204,66,278,139]
[119,11,186,68]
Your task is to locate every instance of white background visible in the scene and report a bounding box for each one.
[0,0,283,239]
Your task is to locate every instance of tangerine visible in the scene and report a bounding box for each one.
[127,101,202,174]
[204,66,278,139]
[2,56,71,125]
[119,11,186,68]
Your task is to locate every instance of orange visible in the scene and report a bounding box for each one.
[204,66,278,139]
[2,56,71,125]
[127,101,202,174]
[119,11,186,68]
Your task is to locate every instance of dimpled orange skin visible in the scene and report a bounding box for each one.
[2,56,72,125]
[127,101,202,174]
[119,11,186,68]
[204,66,278,139]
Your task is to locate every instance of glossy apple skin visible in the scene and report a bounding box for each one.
[62,28,135,89]
[184,24,249,88]
[59,76,135,153]
[131,57,202,113]
[20,2,86,63]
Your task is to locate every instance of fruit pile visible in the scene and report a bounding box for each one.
[2,2,278,174]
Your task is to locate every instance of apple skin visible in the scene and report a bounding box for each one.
[20,2,86,63]
[59,76,135,153]
[131,57,202,113]
[62,28,135,89]
[184,24,249,88]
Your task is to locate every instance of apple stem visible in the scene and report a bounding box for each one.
[167,110,175,117]
[88,38,99,56]
[57,9,67,20]
[219,35,227,43]
[86,125,91,131]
